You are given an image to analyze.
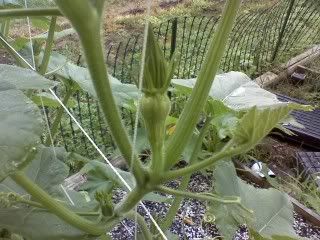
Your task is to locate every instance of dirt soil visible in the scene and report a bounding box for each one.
[0,49,14,65]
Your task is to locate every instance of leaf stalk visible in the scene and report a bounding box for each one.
[164,0,241,169]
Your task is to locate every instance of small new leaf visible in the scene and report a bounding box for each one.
[95,191,114,217]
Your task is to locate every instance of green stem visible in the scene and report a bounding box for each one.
[114,187,149,216]
[73,212,100,216]
[0,22,5,34]
[157,186,241,204]
[45,87,74,146]
[17,199,100,216]
[160,118,212,230]
[55,0,145,184]
[164,0,241,169]
[38,16,57,75]
[160,174,190,231]
[99,234,112,240]
[4,20,10,37]
[163,143,243,181]
[11,171,105,235]
[0,8,61,18]
[150,139,164,173]
[127,212,153,240]
[18,198,43,208]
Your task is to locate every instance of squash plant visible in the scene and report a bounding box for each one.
[0,0,313,239]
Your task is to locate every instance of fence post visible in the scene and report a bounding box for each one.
[271,0,296,62]
[170,17,178,59]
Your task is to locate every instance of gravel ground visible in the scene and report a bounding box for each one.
[109,172,320,239]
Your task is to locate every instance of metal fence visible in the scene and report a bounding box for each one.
[56,0,320,158]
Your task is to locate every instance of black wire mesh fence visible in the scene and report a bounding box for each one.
[56,0,320,158]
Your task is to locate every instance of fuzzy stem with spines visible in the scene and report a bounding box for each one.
[54,0,146,184]
[160,117,212,230]
[38,16,57,75]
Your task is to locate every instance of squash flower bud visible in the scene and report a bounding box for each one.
[140,24,176,94]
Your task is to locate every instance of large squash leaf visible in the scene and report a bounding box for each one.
[47,53,139,107]
[0,147,97,240]
[0,208,92,240]
[26,147,70,197]
[0,147,92,206]
[212,162,299,239]
[31,92,76,108]
[0,89,43,181]
[249,229,301,240]
[0,64,56,90]
[172,72,298,110]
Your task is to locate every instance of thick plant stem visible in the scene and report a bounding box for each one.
[160,174,190,230]
[18,199,100,217]
[157,186,241,204]
[127,212,153,240]
[163,143,243,181]
[0,8,61,18]
[164,0,241,169]
[38,16,57,75]
[114,187,148,216]
[55,0,145,184]
[160,118,211,230]
[11,171,106,235]
[45,87,73,146]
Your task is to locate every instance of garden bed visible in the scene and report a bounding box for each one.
[108,169,320,239]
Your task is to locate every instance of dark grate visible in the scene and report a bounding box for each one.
[296,152,320,187]
[276,94,320,150]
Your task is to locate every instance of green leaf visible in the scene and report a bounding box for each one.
[0,208,92,240]
[213,162,299,239]
[205,99,241,140]
[0,146,68,193]
[0,147,92,207]
[80,160,171,203]
[0,89,43,181]
[205,99,235,117]
[249,229,302,240]
[80,160,134,194]
[0,64,56,90]
[47,52,139,107]
[172,72,305,110]
[28,147,69,196]
[31,92,76,108]
[0,147,98,239]
[182,132,199,163]
[231,104,312,150]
